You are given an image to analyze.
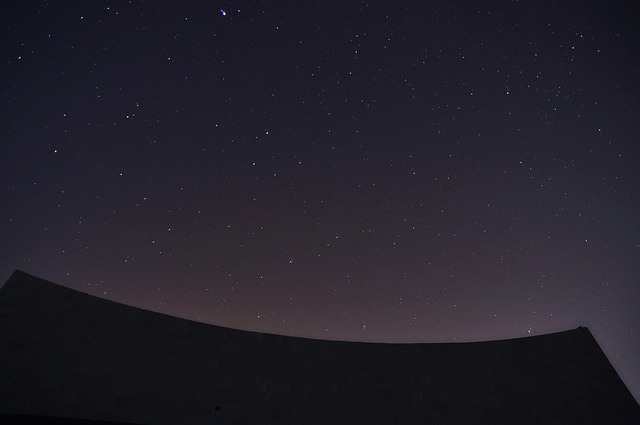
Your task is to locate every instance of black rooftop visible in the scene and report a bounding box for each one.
[1,270,639,424]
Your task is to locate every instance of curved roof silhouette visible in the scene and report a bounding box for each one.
[1,270,639,424]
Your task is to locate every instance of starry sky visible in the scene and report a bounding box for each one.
[1,0,639,401]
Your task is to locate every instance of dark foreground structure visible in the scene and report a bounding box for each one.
[1,271,639,424]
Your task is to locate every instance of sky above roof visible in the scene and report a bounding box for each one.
[1,0,638,401]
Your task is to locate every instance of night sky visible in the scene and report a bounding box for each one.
[2,1,639,401]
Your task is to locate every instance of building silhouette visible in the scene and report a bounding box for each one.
[1,270,639,424]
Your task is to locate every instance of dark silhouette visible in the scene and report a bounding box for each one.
[1,271,639,424]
